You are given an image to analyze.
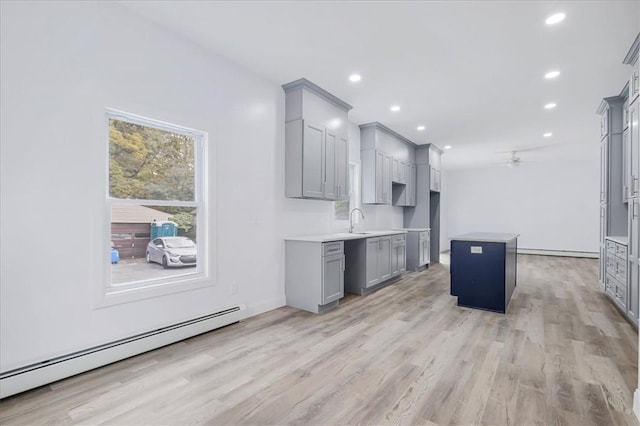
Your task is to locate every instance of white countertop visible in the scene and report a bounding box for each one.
[450,232,520,243]
[285,229,407,242]
[606,235,629,245]
[399,228,430,232]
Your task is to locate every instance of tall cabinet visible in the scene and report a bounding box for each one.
[599,33,640,327]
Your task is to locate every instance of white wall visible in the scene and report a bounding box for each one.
[442,157,600,253]
[0,2,403,372]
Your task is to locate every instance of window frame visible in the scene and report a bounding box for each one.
[334,162,360,227]
[97,108,211,307]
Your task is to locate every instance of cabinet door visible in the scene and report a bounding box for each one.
[601,108,609,140]
[382,153,392,204]
[429,167,435,191]
[601,139,609,203]
[302,121,325,198]
[630,199,639,261]
[324,130,337,200]
[623,129,630,202]
[375,152,385,203]
[400,161,407,184]
[422,232,431,265]
[366,238,381,287]
[391,243,399,276]
[628,259,639,326]
[322,253,344,304]
[630,102,639,198]
[436,169,441,192]
[335,135,348,200]
[407,165,416,206]
[378,237,392,281]
[398,243,406,273]
[392,157,401,183]
[630,59,640,104]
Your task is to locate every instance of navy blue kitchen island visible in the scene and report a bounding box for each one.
[450,232,519,314]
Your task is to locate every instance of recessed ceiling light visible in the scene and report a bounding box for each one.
[543,132,553,138]
[545,70,560,79]
[444,145,452,150]
[545,13,566,25]
[349,74,361,82]
[544,103,557,110]
[417,125,425,131]
[390,105,400,112]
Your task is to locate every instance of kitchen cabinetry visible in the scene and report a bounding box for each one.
[391,234,407,276]
[362,149,392,204]
[285,240,345,314]
[366,236,392,287]
[406,229,430,271]
[630,101,639,199]
[605,237,629,313]
[392,158,407,184]
[394,164,416,207]
[283,78,352,201]
[430,166,441,192]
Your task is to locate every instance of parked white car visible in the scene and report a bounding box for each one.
[146,236,196,269]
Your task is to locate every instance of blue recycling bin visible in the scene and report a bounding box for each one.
[111,248,119,264]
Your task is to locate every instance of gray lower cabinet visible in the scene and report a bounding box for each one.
[285,240,344,314]
[605,237,629,315]
[406,230,430,271]
[366,236,392,287]
[344,233,407,296]
[391,234,407,276]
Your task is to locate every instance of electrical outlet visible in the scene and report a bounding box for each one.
[230,281,239,295]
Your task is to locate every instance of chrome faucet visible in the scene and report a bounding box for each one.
[349,208,365,233]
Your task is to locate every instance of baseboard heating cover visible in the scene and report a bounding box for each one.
[517,248,598,258]
[0,305,247,399]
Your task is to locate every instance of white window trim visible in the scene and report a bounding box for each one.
[94,108,213,308]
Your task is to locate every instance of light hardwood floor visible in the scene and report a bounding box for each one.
[1,254,638,425]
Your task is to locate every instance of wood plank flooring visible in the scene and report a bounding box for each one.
[1,254,638,425]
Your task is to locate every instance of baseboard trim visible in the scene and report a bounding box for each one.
[517,248,598,258]
[246,296,286,317]
[634,389,640,422]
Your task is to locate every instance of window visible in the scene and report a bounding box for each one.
[104,109,208,302]
[334,162,360,223]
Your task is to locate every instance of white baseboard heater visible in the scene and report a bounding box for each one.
[0,305,247,399]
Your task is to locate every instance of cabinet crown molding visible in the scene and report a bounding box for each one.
[623,32,639,65]
[282,78,353,112]
[597,96,625,114]
[359,122,416,146]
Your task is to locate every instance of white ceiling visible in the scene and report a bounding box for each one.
[121,1,639,170]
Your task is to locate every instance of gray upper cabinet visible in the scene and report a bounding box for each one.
[601,107,610,140]
[301,121,324,198]
[625,34,639,104]
[429,147,442,192]
[399,164,416,207]
[362,149,391,204]
[360,122,417,206]
[336,135,348,200]
[283,78,352,201]
[392,157,407,184]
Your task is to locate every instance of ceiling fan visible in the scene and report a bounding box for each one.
[506,151,521,168]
